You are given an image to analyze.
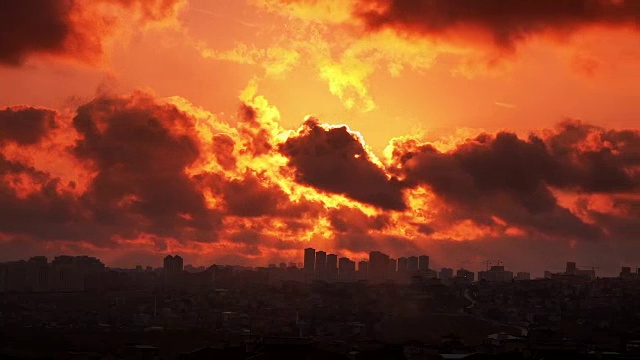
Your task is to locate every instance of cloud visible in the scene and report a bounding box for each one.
[280,117,406,210]
[354,0,640,51]
[328,206,389,233]
[0,93,229,248]
[1,86,640,272]
[0,0,185,66]
[0,107,57,145]
[199,43,301,78]
[71,93,220,242]
[216,171,312,218]
[389,121,640,240]
[545,120,640,192]
[0,153,89,242]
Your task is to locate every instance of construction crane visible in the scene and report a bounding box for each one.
[484,260,503,271]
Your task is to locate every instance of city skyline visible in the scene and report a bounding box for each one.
[1,0,639,276]
[1,250,634,281]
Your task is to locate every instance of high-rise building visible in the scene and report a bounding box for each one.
[397,257,408,273]
[164,255,183,273]
[26,256,48,292]
[407,256,419,272]
[327,254,338,281]
[418,255,430,271]
[50,255,105,292]
[566,261,577,275]
[369,251,390,283]
[164,255,184,287]
[315,251,327,279]
[304,248,315,275]
[339,257,356,282]
[388,258,397,280]
[439,268,454,282]
[357,260,368,280]
[327,254,337,269]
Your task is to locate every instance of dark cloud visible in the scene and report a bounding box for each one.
[199,170,322,219]
[0,0,182,66]
[328,207,389,233]
[280,118,406,210]
[72,94,220,242]
[0,154,87,242]
[395,131,603,239]
[416,224,435,235]
[355,0,640,50]
[332,232,418,256]
[0,95,228,246]
[0,0,71,65]
[221,172,289,217]
[0,107,57,145]
[229,229,301,250]
[545,121,640,192]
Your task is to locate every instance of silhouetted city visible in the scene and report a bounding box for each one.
[3,251,640,359]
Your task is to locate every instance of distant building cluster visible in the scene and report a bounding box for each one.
[543,261,597,281]
[620,266,640,279]
[1,251,634,294]
[0,256,105,292]
[302,248,479,285]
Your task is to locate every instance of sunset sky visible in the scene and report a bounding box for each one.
[1,0,639,276]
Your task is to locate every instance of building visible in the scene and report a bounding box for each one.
[546,262,597,280]
[621,266,632,278]
[478,266,513,282]
[439,268,454,282]
[357,260,368,280]
[388,258,397,279]
[423,269,438,279]
[315,251,327,279]
[338,257,356,282]
[369,251,390,283]
[164,255,184,274]
[26,256,49,292]
[164,255,184,288]
[456,268,475,283]
[397,257,408,273]
[303,248,315,277]
[418,255,429,271]
[51,255,105,292]
[515,272,531,280]
[407,256,419,272]
[326,254,338,281]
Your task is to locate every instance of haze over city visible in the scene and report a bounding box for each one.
[1,0,639,278]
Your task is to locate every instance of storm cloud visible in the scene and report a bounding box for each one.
[356,0,640,50]
[0,0,183,65]
[280,118,406,211]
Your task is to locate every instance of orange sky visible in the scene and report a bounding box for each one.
[0,0,639,276]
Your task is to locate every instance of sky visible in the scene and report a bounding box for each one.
[0,0,639,276]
